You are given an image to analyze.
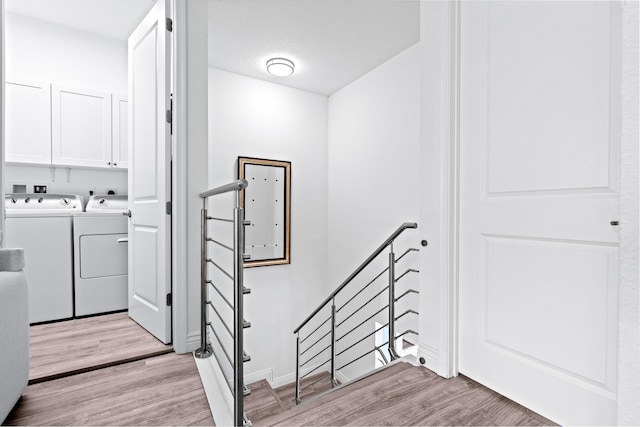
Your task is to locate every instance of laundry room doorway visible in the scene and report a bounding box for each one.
[0,0,177,375]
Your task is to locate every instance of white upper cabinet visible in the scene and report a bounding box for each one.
[51,85,112,168]
[5,81,52,164]
[111,95,128,169]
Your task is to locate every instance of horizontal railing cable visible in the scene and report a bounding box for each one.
[294,222,417,334]
[300,330,332,356]
[300,316,332,344]
[300,359,331,380]
[336,267,389,313]
[300,344,332,367]
[336,322,389,357]
[207,216,233,223]
[336,285,389,329]
[337,342,389,371]
[207,280,233,309]
[395,268,419,282]
[207,237,233,252]
[207,259,234,281]
[395,309,419,322]
[395,289,419,302]
[336,305,388,342]
[207,322,233,368]
[395,248,419,263]
[207,301,233,338]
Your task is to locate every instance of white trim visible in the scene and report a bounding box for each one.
[418,0,461,379]
[0,0,5,247]
[171,0,208,354]
[447,0,461,379]
[171,0,188,354]
[244,368,274,386]
[186,331,201,352]
[335,370,350,385]
[616,1,640,423]
[194,354,234,427]
[271,364,328,389]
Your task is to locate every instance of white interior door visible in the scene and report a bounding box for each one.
[127,0,172,344]
[458,2,620,425]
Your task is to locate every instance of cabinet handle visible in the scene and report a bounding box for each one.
[117,238,129,243]
[113,163,118,166]
[107,162,111,166]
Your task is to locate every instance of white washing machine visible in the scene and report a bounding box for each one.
[5,194,83,324]
[73,195,129,316]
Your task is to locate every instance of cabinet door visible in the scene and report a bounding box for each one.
[112,94,128,169]
[52,85,112,168]
[5,81,52,164]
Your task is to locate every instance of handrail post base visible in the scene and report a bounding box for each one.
[195,344,213,359]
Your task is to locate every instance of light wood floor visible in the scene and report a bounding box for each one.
[29,312,173,383]
[4,353,215,426]
[245,362,558,426]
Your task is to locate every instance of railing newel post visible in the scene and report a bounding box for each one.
[388,243,400,361]
[234,202,246,427]
[330,300,338,387]
[195,202,212,359]
[295,333,301,404]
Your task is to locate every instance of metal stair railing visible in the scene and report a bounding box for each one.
[293,222,420,404]
[195,179,252,427]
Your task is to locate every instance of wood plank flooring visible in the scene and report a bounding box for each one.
[29,312,173,383]
[4,353,214,426]
[248,362,557,426]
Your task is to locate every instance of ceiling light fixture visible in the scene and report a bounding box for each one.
[266,58,295,77]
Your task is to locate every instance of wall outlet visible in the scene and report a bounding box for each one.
[12,184,27,194]
[34,185,47,193]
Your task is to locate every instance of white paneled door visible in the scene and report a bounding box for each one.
[127,0,172,344]
[458,2,620,425]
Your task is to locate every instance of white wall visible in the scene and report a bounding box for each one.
[3,13,127,198]
[208,68,329,385]
[5,13,127,92]
[328,44,421,283]
[327,44,421,379]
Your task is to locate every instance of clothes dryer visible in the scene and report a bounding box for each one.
[73,195,129,316]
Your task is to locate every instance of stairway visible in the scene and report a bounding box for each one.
[243,360,557,426]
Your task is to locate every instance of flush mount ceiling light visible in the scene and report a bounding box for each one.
[266,58,295,77]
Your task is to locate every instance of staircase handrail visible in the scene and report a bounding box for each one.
[293,222,417,334]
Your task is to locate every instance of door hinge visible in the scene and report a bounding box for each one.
[166,201,172,215]
[166,93,173,135]
[166,18,173,32]
[166,293,172,306]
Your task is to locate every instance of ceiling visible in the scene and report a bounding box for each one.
[208,0,420,95]
[4,0,420,96]
[4,0,157,41]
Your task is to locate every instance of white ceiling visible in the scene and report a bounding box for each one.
[4,0,420,96]
[208,0,420,95]
[4,0,157,41]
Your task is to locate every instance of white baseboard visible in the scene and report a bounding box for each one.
[193,353,233,427]
[271,364,327,389]
[417,343,441,374]
[245,368,274,386]
[335,370,350,384]
[186,331,201,353]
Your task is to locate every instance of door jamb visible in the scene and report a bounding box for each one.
[417,0,461,379]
